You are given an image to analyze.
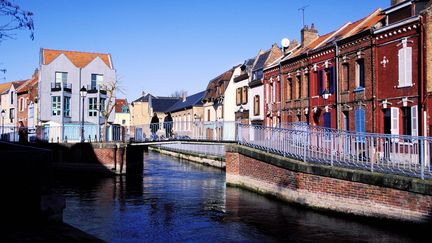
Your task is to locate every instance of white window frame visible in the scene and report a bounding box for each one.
[51,96,61,116]
[411,105,418,137]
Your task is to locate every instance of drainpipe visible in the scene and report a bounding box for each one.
[334,41,340,130]
[279,60,283,127]
[419,15,425,137]
[371,30,377,134]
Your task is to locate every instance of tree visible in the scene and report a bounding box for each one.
[100,78,124,142]
[170,90,187,98]
[1,0,34,75]
[0,0,34,43]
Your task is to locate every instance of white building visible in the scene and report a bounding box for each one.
[38,48,116,142]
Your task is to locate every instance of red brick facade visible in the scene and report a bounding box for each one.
[226,146,432,222]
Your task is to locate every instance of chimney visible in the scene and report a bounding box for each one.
[390,0,405,6]
[182,93,186,102]
[301,23,319,48]
[141,90,147,97]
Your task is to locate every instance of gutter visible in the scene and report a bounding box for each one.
[334,41,340,130]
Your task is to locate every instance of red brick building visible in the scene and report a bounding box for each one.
[16,70,38,127]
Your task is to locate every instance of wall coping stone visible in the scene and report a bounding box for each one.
[226,144,432,196]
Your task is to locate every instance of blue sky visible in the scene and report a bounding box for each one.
[0,0,389,101]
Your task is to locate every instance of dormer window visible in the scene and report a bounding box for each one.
[252,69,263,81]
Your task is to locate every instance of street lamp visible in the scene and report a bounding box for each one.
[80,86,87,142]
[1,109,5,141]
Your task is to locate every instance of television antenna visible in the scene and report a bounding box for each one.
[298,5,309,27]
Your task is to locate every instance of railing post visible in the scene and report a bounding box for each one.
[420,139,425,180]
[303,133,307,162]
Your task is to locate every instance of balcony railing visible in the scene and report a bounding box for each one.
[51,82,72,92]
[87,84,107,94]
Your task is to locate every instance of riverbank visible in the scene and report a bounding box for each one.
[149,145,225,169]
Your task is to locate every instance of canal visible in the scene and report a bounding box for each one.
[52,152,427,242]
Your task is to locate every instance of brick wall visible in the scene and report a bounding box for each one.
[226,145,432,223]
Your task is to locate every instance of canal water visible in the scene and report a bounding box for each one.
[52,152,427,242]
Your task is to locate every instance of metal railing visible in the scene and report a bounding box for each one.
[155,143,225,157]
[1,124,125,143]
[130,121,237,142]
[237,123,432,179]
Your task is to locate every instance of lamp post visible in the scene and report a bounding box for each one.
[1,109,5,141]
[80,86,87,143]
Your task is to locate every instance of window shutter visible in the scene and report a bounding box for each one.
[398,48,406,87]
[411,105,418,136]
[390,107,399,135]
[318,70,323,95]
[405,47,412,86]
[355,109,365,133]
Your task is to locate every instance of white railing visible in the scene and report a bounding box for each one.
[1,124,125,143]
[130,121,237,142]
[156,143,225,157]
[237,123,432,179]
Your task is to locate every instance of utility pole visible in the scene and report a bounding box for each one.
[298,5,309,27]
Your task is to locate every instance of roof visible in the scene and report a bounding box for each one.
[202,68,235,102]
[115,99,128,113]
[280,9,384,63]
[253,51,271,71]
[132,93,181,112]
[16,70,39,94]
[0,80,28,95]
[41,48,113,69]
[167,91,205,113]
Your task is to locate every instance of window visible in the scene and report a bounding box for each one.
[19,97,24,111]
[91,74,103,89]
[236,88,242,105]
[326,67,334,93]
[288,79,293,100]
[402,107,411,136]
[411,105,418,136]
[121,105,129,113]
[55,72,67,84]
[355,108,365,133]
[343,111,349,131]
[187,114,191,130]
[390,107,399,136]
[99,98,106,112]
[304,74,309,98]
[324,112,331,128]
[9,108,14,122]
[355,108,366,142]
[318,70,323,95]
[88,97,97,116]
[356,59,365,89]
[398,39,412,87]
[254,95,260,116]
[207,109,210,121]
[10,91,14,104]
[297,75,302,99]
[252,69,263,81]
[242,87,248,104]
[342,64,349,91]
[51,96,61,116]
[271,83,276,103]
[63,96,70,117]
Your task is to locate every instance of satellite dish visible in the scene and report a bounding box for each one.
[281,38,290,48]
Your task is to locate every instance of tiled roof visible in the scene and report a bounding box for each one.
[167,91,205,113]
[202,68,235,102]
[16,70,38,93]
[0,82,13,94]
[115,98,128,113]
[41,48,113,69]
[0,80,28,94]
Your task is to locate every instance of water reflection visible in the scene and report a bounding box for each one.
[51,152,428,242]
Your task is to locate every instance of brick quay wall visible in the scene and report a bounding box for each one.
[226,145,432,223]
